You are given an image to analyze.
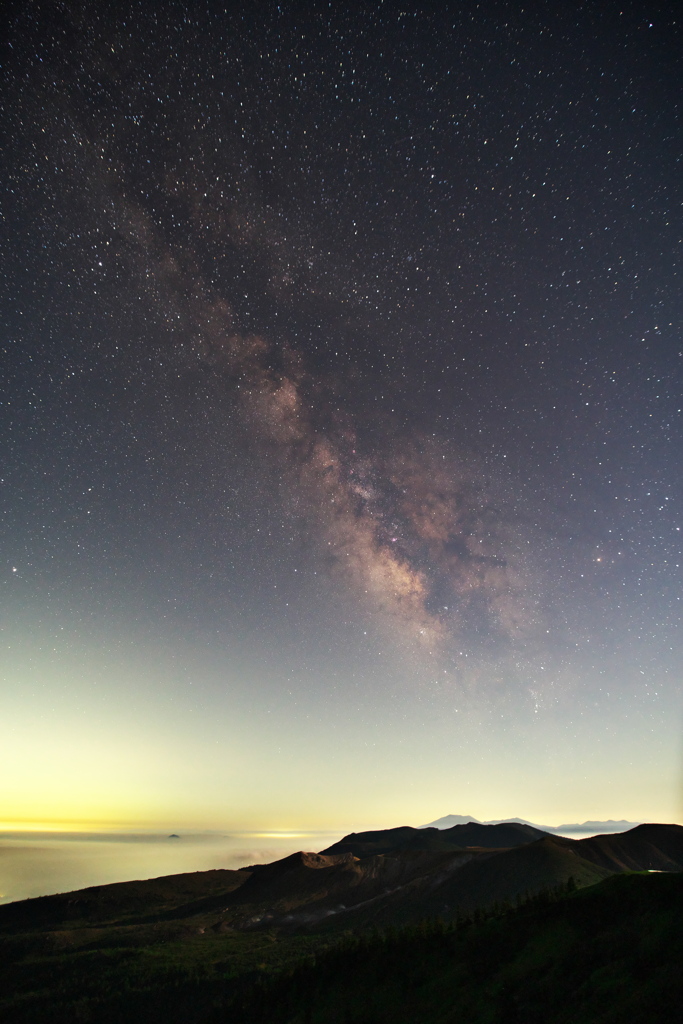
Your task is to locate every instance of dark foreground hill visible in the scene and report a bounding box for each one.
[0,873,680,1023]
[0,823,681,1022]
[0,868,252,932]
[228,872,683,1024]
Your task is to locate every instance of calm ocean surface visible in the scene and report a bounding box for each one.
[0,831,346,904]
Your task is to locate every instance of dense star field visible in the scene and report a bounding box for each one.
[1,1,681,832]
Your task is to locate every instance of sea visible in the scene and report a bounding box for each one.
[0,830,346,904]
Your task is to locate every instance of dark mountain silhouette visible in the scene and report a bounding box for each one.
[226,823,683,932]
[325,825,683,928]
[321,820,549,857]
[229,873,683,1024]
[571,823,683,872]
[319,825,452,856]
[441,821,550,847]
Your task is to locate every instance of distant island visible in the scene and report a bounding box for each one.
[420,814,642,833]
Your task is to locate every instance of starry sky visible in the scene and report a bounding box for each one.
[2,0,682,834]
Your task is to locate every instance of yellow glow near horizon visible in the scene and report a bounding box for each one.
[0,821,168,834]
[4,642,681,835]
[0,822,342,837]
[244,832,327,839]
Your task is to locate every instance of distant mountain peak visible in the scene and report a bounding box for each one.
[419,815,481,828]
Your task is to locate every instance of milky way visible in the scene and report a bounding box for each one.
[26,112,538,662]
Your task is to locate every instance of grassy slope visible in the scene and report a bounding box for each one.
[0,916,328,1023]
[230,872,683,1024]
[0,869,251,931]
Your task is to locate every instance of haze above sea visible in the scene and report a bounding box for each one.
[0,831,347,904]
[1,826,608,904]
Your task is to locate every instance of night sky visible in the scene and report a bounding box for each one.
[2,1,681,833]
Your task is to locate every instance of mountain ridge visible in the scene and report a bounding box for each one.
[420,813,644,832]
[321,821,550,858]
